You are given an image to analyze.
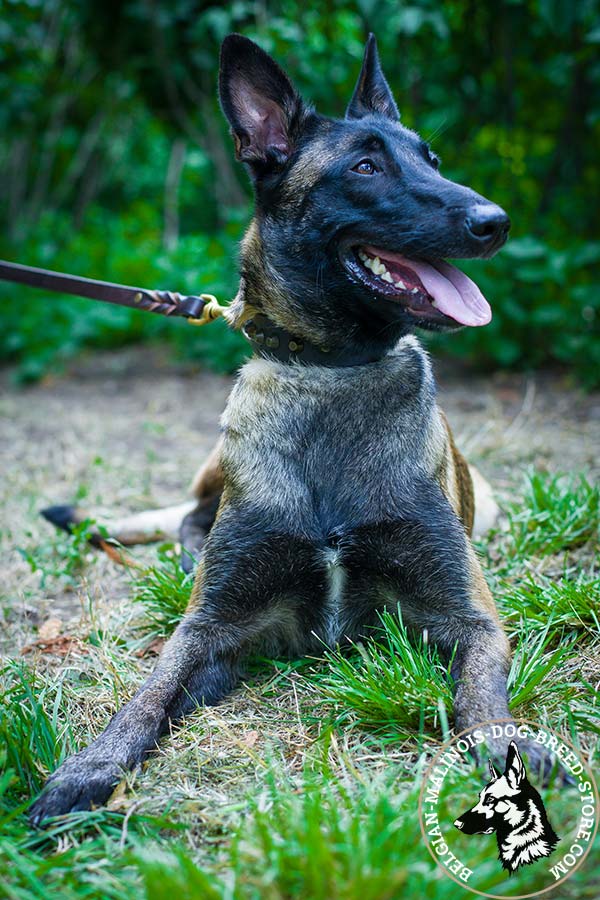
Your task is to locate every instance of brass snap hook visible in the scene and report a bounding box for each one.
[187,294,227,326]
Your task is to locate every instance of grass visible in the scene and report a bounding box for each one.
[17,519,102,589]
[1,469,599,899]
[227,760,421,900]
[0,662,73,793]
[499,470,599,560]
[500,574,600,637]
[130,543,193,639]
[311,610,453,739]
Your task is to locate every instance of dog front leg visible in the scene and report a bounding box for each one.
[430,547,557,779]
[360,504,556,779]
[29,510,321,825]
[29,616,244,825]
[447,546,512,732]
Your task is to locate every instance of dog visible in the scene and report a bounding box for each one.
[30,33,552,825]
[454,741,559,873]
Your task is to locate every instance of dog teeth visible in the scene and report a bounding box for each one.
[361,253,395,283]
[359,251,425,297]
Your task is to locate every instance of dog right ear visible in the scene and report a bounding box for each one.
[219,34,306,175]
[346,34,399,121]
[504,741,526,790]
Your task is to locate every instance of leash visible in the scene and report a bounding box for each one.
[0,259,387,367]
[0,259,226,327]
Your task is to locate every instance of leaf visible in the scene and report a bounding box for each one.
[20,635,84,657]
[36,617,62,641]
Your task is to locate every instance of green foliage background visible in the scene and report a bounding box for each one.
[1,0,599,383]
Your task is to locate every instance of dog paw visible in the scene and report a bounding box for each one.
[40,504,77,533]
[29,757,123,827]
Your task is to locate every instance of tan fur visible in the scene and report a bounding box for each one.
[279,131,339,205]
[434,412,503,629]
[465,541,506,625]
[190,435,225,499]
[186,557,205,613]
[438,411,475,536]
[69,501,197,545]
[228,219,357,350]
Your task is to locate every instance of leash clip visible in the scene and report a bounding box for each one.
[187,294,227,326]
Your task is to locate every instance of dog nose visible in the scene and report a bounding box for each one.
[466,204,510,245]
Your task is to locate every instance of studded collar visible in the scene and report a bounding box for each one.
[242,314,389,367]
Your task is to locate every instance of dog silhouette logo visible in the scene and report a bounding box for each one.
[453,741,560,874]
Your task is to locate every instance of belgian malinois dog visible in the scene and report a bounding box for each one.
[31,33,552,825]
[454,742,560,873]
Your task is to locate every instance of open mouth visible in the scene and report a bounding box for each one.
[344,244,492,327]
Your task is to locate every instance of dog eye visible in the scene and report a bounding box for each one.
[352,159,377,175]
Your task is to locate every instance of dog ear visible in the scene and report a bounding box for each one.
[219,34,306,173]
[488,759,502,781]
[504,741,526,789]
[346,34,399,121]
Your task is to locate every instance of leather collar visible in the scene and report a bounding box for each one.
[242,314,387,367]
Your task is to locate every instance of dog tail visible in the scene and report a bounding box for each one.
[40,501,197,546]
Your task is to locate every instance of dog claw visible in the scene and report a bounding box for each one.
[29,758,123,828]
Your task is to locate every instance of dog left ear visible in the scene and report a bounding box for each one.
[219,34,306,174]
[488,759,502,781]
[504,741,526,789]
[346,34,399,121]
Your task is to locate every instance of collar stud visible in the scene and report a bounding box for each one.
[242,313,387,368]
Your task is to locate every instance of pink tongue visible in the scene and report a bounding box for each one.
[405,258,491,326]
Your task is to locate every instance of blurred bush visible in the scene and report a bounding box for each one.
[0,0,598,384]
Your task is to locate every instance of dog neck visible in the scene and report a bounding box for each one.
[241,313,390,367]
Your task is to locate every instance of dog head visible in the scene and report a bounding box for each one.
[453,741,559,873]
[219,33,510,353]
[454,742,530,836]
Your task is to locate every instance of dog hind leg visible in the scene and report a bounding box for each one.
[41,437,225,549]
[40,500,198,545]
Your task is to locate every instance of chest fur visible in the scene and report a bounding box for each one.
[220,338,446,533]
